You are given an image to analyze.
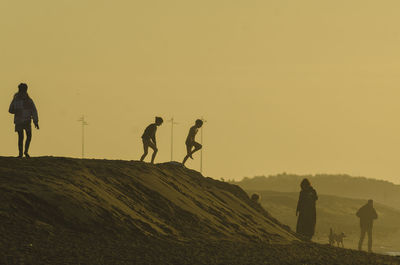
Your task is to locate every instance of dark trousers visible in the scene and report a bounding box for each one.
[17,129,32,156]
[358,226,372,252]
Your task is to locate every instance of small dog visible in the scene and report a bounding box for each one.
[329,228,346,247]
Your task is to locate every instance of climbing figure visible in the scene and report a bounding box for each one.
[357,199,378,253]
[296,178,318,241]
[140,117,163,164]
[9,83,39,158]
[182,119,203,165]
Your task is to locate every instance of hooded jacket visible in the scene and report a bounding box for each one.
[9,94,39,125]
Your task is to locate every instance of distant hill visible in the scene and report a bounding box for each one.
[243,190,400,253]
[232,174,400,210]
[1,157,399,264]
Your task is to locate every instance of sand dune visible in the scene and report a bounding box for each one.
[0,157,295,241]
[1,157,399,264]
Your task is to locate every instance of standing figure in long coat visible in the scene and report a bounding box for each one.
[296,178,318,241]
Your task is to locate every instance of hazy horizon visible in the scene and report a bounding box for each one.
[2,0,400,183]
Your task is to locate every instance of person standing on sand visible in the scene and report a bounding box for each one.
[356,199,378,253]
[140,117,163,164]
[182,119,203,165]
[296,178,318,241]
[8,83,39,158]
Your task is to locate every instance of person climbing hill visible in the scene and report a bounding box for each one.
[182,119,203,165]
[140,117,163,164]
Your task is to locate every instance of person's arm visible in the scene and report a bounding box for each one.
[373,209,378,220]
[8,98,15,114]
[188,127,196,142]
[31,99,39,129]
[356,207,361,217]
[151,125,157,145]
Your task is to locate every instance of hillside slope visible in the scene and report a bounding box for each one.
[0,157,295,243]
[2,157,400,264]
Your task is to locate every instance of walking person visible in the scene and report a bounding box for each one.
[140,117,163,164]
[182,119,203,165]
[357,199,378,252]
[8,83,39,158]
[296,178,318,241]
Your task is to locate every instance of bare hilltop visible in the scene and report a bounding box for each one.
[0,157,399,264]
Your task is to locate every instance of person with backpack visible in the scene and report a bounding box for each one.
[140,117,163,164]
[9,83,39,158]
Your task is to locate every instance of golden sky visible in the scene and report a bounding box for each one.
[2,0,400,182]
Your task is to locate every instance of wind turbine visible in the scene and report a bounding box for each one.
[77,115,88,158]
[200,117,207,173]
[167,117,179,161]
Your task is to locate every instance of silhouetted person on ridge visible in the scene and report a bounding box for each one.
[296,178,318,241]
[140,117,163,164]
[9,83,39,158]
[357,199,378,253]
[182,119,203,165]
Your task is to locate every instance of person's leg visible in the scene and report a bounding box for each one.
[17,130,24,158]
[190,142,202,156]
[148,141,158,164]
[140,140,149,161]
[367,226,373,252]
[182,143,193,165]
[358,227,366,251]
[24,128,32,158]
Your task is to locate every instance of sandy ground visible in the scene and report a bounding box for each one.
[1,156,400,264]
[1,220,399,265]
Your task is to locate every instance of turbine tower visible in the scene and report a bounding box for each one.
[200,117,207,173]
[167,117,179,161]
[77,115,88,158]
